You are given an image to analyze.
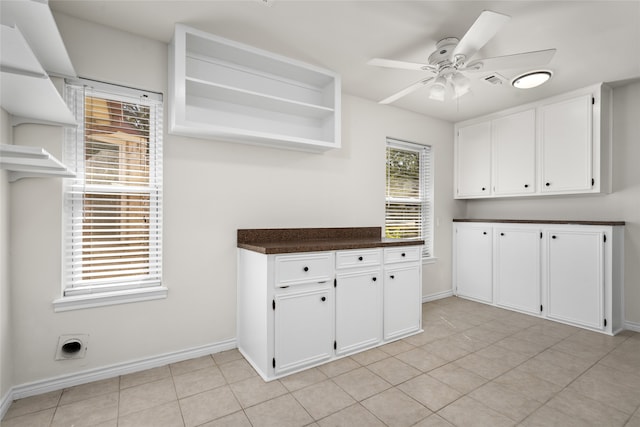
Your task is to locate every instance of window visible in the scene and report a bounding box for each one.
[385,138,433,257]
[58,79,164,310]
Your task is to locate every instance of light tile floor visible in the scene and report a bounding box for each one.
[3,297,640,426]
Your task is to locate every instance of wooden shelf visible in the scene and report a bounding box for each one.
[0,144,75,182]
[169,24,341,152]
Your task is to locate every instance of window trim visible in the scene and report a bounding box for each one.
[385,138,433,258]
[55,78,164,311]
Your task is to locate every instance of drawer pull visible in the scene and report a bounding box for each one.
[372,277,377,282]
[401,253,406,257]
[321,296,326,302]
[303,266,309,272]
[358,256,363,261]
[390,275,395,279]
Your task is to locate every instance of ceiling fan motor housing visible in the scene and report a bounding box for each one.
[428,37,460,66]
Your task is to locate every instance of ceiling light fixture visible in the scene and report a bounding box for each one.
[429,76,447,101]
[450,72,471,98]
[512,70,552,89]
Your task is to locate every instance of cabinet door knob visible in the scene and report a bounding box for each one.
[552,235,557,239]
[321,296,326,302]
[303,266,309,272]
[390,275,395,279]
[500,233,505,236]
[358,256,363,261]
[372,277,377,282]
[524,184,529,188]
[545,182,551,187]
[482,187,486,191]
[483,231,487,235]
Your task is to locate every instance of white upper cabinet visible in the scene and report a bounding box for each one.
[0,0,77,127]
[492,109,536,196]
[455,121,491,198]
[169,24,341,152]
[539,95,593,193]
[454,84,610,199]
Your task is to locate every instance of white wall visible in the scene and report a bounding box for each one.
[6,13,458,387]
[0,108,13,403]
[465,81,640,327]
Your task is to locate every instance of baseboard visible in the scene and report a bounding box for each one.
[8,338,236,403]
[422,290,454,303]
[624,320,640,333]
[1,387,13,421]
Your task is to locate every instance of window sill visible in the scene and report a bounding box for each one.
[53,286,168,312]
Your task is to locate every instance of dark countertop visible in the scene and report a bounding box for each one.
[453,219,626,226]
[237,227,424,254]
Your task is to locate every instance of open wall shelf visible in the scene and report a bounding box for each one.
[169,24,341,152]
[0,144,75,182]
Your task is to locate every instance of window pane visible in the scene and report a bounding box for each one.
[81,193,150,281]
[386,148,420,200]
[385,202,421,239]
[85,96,150,186]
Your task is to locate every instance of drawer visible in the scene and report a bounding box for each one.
[384,246,422,264]
[275,252,333,287]
[336,248,382,269]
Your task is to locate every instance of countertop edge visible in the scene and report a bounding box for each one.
[237,239,424,255]
[453,219,626,226]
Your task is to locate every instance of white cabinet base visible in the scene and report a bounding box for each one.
[454,221,624,335]
[238,245,422,381]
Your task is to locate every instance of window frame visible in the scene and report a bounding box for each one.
[385,138,433,258]
[54,79,166,312]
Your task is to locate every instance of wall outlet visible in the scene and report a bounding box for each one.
[55,334,89,360]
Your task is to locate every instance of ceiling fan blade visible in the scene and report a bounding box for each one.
[453,10,511,60]
[462,49,557,73]
[379,77,435,104]
[368,58,436,72]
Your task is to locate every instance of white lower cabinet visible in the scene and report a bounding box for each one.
[494,227,541,315]
[274,287,334,374]
[238,245,422,381]
[384,262,421,340]
[335,266,382,355]
[545,230,604,330]
[453,224,493,303]
[453,221,623,335]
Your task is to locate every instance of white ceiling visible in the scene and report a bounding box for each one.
[49,0,640,122]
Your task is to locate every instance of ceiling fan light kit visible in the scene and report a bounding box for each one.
[512,70,553,89]
[368,10,556,103]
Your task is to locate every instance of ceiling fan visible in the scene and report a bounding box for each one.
[368,10,556,103]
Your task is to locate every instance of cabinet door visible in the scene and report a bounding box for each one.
[546,230,604,329]
[456,121,491,198]
[539,95,593,193]
[493,110,536,196]
[495,228,541,315]
[335,269,382,355]
[274,288,333,374]
[383,264,421,340]
[454,225,493,303]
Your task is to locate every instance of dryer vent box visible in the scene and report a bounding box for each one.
[55,334,89,360]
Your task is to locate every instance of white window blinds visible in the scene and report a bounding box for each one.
[385,139,433,257]
[64,80,163,296]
